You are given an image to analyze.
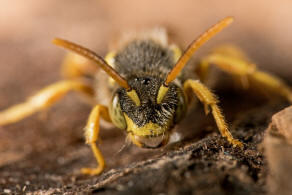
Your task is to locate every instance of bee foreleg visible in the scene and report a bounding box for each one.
[0,80,94,126]
[82,105,111,175]
[183,79,243,147]
[196,45,292,102]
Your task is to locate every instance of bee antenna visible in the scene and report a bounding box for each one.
[52,38,131,90]
[164,17,234,86]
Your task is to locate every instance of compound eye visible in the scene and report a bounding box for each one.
[109,94,126,129]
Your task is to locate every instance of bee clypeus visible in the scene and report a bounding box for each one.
[1,17,292,175]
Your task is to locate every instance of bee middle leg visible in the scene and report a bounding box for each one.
[196,45,292,102]
[82,105,111,175]
[0,80,94,126]
[183,79,243,147]
[61,52,99,79]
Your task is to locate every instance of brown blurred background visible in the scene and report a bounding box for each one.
[1,0,292,83]
[0,0,292,178]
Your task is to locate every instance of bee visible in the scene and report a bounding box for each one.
[1,17,291,175]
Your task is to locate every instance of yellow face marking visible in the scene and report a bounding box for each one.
[124,114,169,137]
[157,85,169,104]
[127,134,143,147]
[170,44,182,63]
[126,90,141,106]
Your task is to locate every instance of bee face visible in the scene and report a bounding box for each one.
[109,76,187,148]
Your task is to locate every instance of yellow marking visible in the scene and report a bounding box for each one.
[127,90,141,106]
[170,44,182,63]
[105,51,116,67]
[127,134,143,147]
[105,52,117,87]
[157,85,169,104]
[124,114,169,137]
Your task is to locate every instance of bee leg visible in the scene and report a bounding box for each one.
[183,79,243,147]
[196,45,255,86]
[81,105,111,175]
[0,80,94,126]
[196,45,292,102]
[61,52,99,79]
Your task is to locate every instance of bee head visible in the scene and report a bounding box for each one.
[109,76,187,148]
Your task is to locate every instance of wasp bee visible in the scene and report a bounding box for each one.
[1,17,292,175]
